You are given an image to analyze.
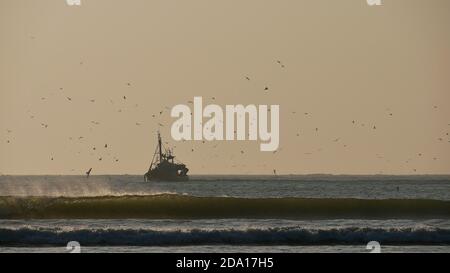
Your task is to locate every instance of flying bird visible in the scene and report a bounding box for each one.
[276,60,285,68]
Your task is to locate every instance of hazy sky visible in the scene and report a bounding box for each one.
[1,0,449,175]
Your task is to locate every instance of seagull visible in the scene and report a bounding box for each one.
[276,60,285,68]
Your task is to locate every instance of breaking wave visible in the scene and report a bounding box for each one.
[0,195,449,220]
[0,226,449,246]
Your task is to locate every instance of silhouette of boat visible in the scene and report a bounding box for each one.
[144,132,189,182]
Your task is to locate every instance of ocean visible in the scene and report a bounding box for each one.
[0,175,449,253]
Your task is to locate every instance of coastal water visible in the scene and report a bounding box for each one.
[0,175,449,253]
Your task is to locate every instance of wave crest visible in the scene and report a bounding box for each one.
[1,195,449,220]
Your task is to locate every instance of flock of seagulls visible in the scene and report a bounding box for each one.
[2,58,450,175]
[3,79,173,176]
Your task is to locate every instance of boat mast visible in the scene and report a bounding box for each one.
[158,131,163,163]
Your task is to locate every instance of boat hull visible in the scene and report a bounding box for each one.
[144,172,189,182]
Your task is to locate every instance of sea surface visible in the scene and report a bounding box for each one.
[0,175,449,253]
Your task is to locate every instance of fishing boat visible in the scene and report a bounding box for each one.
[144,132,189,182]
